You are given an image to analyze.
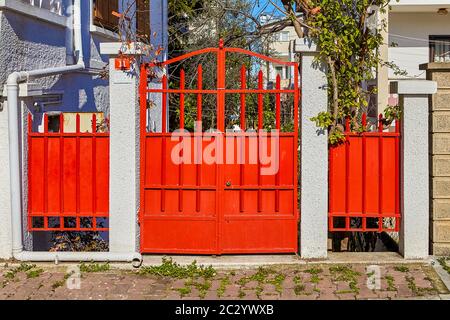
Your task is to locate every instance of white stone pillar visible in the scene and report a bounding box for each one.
[393,80,437,259]
[100,43,144,254]
[295,41,329,259]
[0,100,12,259]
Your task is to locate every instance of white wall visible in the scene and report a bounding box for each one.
[389,12,450,79]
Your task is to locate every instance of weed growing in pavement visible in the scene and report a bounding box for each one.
[406,276,436,296]
[5,263,38,280]
[385,275,396,291]
[26,268,44,279]
[79,262,110,273]
[394,265,409,273]
[330,265,361,294]
[139,257,216,279]
[217,277,230,298]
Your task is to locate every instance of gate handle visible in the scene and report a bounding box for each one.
[226,181,232,187]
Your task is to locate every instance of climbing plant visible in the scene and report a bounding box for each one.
[276,0,403,144]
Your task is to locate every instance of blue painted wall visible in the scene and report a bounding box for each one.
[0,0,168,116]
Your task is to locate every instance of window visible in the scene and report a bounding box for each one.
[93,0,119,32]
[275,66,284,79]
[278,31,290,42]
[430,35,450,63]
[136,0,151,40]
[285,67,291,80]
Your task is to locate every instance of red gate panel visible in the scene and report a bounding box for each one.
[139,40,299,254]
[27,113,109,232]
[329,114,401,232]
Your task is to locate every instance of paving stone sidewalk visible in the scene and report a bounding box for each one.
[0,261,449,300]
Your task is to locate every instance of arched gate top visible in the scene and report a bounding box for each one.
[144,39,298,68]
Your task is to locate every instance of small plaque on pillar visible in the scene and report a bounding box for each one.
[115,57,131,71]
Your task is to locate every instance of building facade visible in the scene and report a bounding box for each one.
[381,0,450,109]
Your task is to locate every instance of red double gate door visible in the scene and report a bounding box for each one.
[139,42,299,254]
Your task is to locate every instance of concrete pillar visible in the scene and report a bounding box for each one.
[295,40,328,259]
[392,80,437,259]
[100,43,144,254]
[0,100,12,259]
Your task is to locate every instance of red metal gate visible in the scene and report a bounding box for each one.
[139,40,299,254]
[27,113,109,232]
[329,114,401,232]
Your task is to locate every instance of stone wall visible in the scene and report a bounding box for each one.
[422,62,450,256]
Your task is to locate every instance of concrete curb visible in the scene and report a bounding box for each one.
[431,257,450,292]
[2,253,435,270]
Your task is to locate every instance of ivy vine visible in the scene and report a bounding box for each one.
[281,0,402,143]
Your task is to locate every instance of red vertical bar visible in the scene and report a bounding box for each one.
[179,70,185,212]
[240,65,246,213]
[161,75,168,212]
[345,118,350,230]
[92,114,97,229]
[162,75,168,133]
[378,113,383,232]
[328,147,333,231]
[240,65,246,130]
[43,114,49,229]
[293,65,299,232]
[362,113,367,231]
[216,39,226,253]
[345,118,351,133]
[197,65,203,121]
[395,118,401,231]
[27,114,33,230]
[217,39,226,132]
[180,69,185,130]
[59,113,65,229]
[196,65,203,213]
[257,70,263,213]
[276,74,281,130]
[139,64,148,224]
[76,114,80,229]
[275,74,281,212]
[258,70,264,131]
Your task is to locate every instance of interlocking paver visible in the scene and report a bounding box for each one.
[0,262,447,300]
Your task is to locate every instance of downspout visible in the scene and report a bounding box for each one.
[65,0,74,65]
[6,0,141,263]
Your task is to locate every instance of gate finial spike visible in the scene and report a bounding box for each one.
[219,38,224,49]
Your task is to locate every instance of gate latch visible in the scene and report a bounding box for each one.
[226,181,232,187]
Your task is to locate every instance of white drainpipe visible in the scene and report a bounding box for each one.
[6,0,142,263]
[64,0,74,64]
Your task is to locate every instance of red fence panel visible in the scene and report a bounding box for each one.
[329,114,401,232]
[28,113,109,232]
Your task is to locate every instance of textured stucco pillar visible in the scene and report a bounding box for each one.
[100,43,143,254]
[296,41,328,259]
[420,63,450,256]
[393,80,437,259]
[0,100,12,259]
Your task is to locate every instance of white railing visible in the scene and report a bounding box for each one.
[21,0,62,15]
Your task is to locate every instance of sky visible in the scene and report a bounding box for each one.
[251,0,285,19]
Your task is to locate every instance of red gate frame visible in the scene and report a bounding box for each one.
[139,40,300,254]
